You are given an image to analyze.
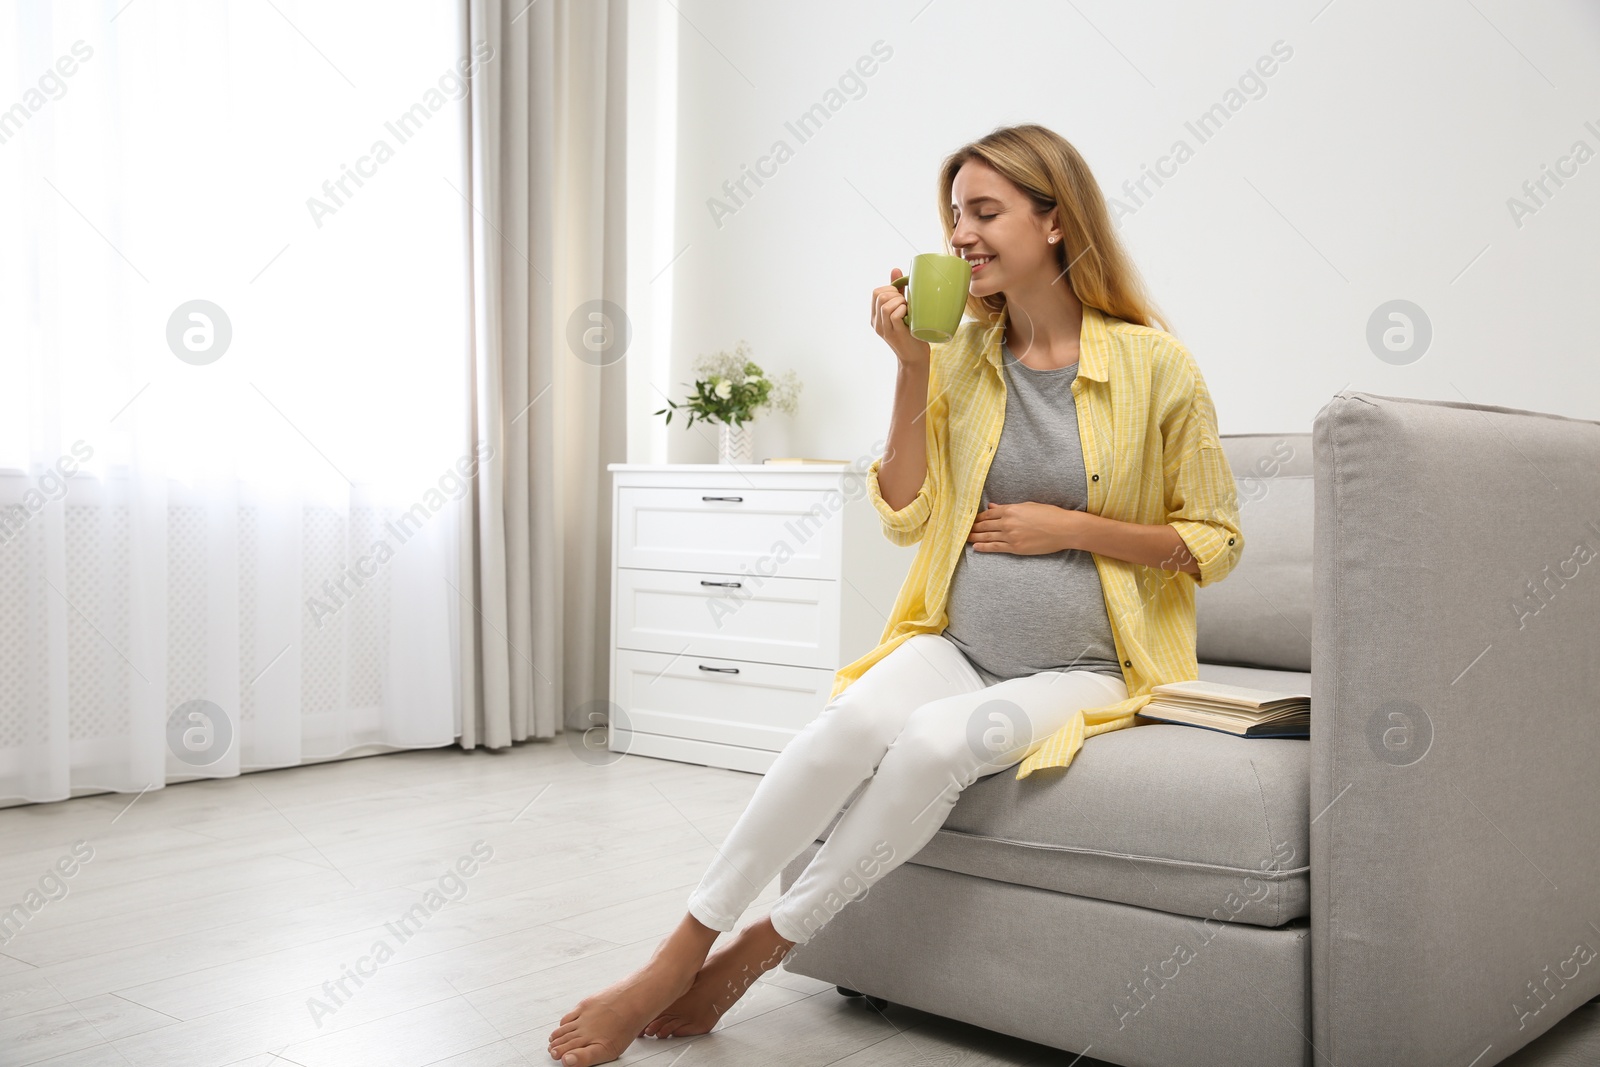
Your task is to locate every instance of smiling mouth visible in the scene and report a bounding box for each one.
[967,254,994,273]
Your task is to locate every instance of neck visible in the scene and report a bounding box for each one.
[1002,274,1085,356]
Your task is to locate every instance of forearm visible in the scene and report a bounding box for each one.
[877,362,931,511]
[1064,511,1200,575]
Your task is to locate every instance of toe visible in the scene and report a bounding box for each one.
[564,1042,614,1067]
[550,1033,585,1058]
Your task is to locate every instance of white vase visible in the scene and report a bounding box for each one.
[717,420,754,465]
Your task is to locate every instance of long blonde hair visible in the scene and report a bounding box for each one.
[937,124,1171,335]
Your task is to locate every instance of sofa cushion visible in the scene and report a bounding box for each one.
[1196,433,1314,672]
[821,662,1312,928]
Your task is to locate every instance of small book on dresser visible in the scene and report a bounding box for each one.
[1136,679,1311,739]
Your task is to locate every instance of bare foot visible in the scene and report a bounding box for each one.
[641,916,794,1039]
[548,917,716,1066]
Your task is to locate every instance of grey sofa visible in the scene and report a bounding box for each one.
[779,391,1600,1067]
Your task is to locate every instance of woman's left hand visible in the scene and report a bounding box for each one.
[967,501,1080,555]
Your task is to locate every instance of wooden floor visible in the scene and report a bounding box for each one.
[0,741,1109,1067]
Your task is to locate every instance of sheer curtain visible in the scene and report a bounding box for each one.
[0,1,476,802]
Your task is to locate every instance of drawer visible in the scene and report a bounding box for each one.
[612,648,835,753]
[617,486,842,579]
[614,567,840,669]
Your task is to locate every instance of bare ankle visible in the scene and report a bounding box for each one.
[753,915,795,950]
[732,917,793,972]
[685,912,721,937]
[647,913,721,974]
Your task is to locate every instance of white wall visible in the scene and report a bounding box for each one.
[627,0,1600,465]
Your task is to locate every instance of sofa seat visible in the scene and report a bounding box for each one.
[820,662,1313,928]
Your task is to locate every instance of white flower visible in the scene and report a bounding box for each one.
[714,379,733,400]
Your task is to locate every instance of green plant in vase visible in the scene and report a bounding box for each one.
[654,341,801,464]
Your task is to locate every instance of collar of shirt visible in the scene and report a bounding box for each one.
[978,302,1112,382]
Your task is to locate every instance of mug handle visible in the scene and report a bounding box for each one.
[890,273,910,324]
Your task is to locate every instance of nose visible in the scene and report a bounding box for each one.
[950,215,978,255]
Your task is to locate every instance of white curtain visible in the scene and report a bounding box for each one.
[0,1,476,802]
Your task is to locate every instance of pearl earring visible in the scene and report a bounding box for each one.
[1048,235,1058,244]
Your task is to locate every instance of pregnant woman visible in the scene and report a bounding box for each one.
[548,122,1244,1066]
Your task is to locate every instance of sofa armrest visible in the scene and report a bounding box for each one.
[1311,392,1600,1066]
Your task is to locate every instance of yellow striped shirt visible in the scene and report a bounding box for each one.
[831,303,1245,779]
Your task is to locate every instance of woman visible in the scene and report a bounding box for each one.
[547,123,1244,1067]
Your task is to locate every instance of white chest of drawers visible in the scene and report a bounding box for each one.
[606,462,917,773]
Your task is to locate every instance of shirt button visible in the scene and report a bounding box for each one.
[1091,474,1099,481]
[1228,537,1235,545]
[1123,660,1132,668]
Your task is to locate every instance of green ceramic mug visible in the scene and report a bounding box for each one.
[890,252,973,343]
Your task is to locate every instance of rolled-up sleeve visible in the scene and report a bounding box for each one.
[1161,348,1243,588]
[867,456,934,547]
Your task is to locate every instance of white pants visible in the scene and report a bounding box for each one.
[685,632,1128,945]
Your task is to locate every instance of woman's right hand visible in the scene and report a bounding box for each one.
[872,268,931,370]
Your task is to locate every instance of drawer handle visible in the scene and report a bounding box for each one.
[698,664,741,674]
[700,579,742,588]
[701,495,744,502]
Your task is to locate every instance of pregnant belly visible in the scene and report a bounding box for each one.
[944,544,1106,629]
[942,542,1121,680]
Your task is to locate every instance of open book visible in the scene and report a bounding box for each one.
[1136,679,1310,739]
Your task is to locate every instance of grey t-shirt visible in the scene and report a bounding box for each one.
[941,343,1125,685]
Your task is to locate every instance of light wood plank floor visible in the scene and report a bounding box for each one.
[0,742,1113,1067]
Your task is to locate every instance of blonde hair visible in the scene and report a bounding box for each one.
[937,123,1172,335]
